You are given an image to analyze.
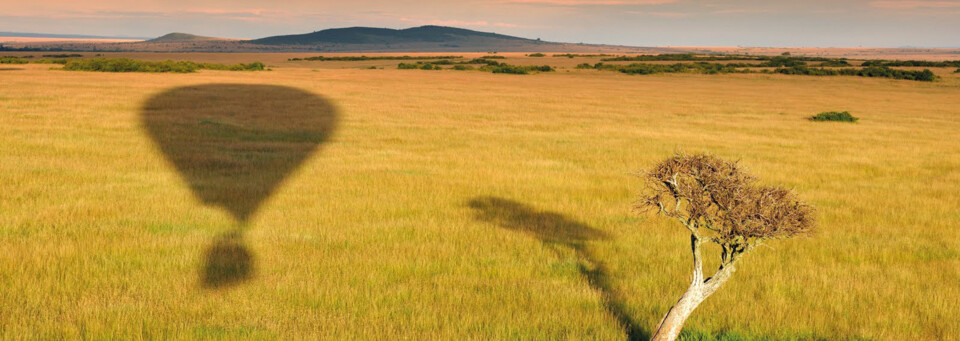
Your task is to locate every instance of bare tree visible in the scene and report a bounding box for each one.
[639,153,815,341]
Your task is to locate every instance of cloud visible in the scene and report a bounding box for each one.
[710,8,775,14]
[505,0,676,5]
[4,9,291,21]
[626,10,692,17]
[869,1,960,9]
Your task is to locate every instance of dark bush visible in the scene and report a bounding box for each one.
[452,65,473,71]
[861,60,960,68]
[527,53,546,57]
[0,56,29,64]
[819,60,851,67]
[479,63,554,74]
[776,66,936,81]
[810,111,859,122]
[42,54,83,58]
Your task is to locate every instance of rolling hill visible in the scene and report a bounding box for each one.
[146,32,226,43]
[0,26,663,53]
[252,25,529,45]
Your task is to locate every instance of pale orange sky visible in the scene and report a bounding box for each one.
[2,0,959,47]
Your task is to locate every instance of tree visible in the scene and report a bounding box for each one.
[638,153,815,341]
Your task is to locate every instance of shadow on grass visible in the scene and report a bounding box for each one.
[468,196,650,340]
[141,84,338,288]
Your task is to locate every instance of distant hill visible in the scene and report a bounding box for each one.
[252,25,534,47]
[0,26,666,53]
[147,33,226,43]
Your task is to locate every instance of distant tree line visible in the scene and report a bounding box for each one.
[576,60,937,81]
[553,53,614,58]
[289,55,462,61]
[0,56,29,64]
[860,59,960,68]
[62,58,266,73]
[42,54,83,58]
[397,59,553,74]
[577,62,750,75]
[775,66,936,81]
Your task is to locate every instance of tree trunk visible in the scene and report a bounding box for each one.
[650,235,736,341]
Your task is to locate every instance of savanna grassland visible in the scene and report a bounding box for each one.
[1,53,958,340]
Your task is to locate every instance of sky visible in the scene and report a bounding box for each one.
[1,0,959,47]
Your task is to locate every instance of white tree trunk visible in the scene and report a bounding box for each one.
[650,235,736,341]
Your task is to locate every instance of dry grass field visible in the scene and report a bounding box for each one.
[1,54,958,340]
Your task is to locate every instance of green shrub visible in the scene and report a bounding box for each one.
[0,56,29,64]
[819,60,851,67]
[34,59,70,65]
[452,65,473,71]
[810,111,859,122]
[527,53,546,57]
[955,68,960,73]
[480,64,554,74]
[397,63,419,69]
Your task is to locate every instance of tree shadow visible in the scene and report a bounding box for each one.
[467,196,650,340]
[141,83,338,289]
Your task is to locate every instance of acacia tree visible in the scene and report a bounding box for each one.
[639,153,815,341]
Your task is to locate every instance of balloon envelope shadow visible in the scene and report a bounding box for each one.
[468,197,650,340]
[141,84,338,288]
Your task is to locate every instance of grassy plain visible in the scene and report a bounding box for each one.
[0,55,958,340]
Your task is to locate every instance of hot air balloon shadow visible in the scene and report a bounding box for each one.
[141,84,338,289]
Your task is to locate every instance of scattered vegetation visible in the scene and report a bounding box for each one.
[62,58,266,73]
[580,62,749,75]
[776,66,936,81]
[479,55,506,59]
[578,58,936,81]
[819,60,852,67]
[810,111,859,122]
[526,53,546,57]
[639,153,815,341]
[553,53,614,58]
[33,59,70,65]
[861,60,960,68]
[397,60,553,74]
[289,55,462,61]
[42,54,83,58]
[481,64,554,74]
[1,56,29,64]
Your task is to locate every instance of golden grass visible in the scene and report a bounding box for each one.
[0,57,958,339]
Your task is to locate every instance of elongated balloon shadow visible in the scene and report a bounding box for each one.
[142,84,338,288]
[468,197,650,340]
